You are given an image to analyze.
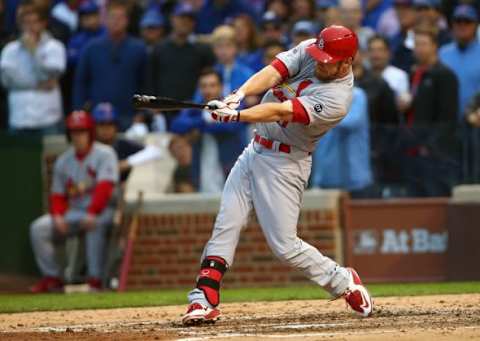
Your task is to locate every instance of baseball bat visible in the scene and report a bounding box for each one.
[118,191,143,292]
[132,94,215,111]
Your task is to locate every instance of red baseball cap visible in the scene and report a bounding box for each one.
[306,25,358,64]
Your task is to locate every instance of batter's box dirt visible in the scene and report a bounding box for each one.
[1,294,480,340]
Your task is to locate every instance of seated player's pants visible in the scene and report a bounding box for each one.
[188,142,350,306]
[30,208,114,279]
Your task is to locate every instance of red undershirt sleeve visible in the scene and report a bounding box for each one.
[291,98,310,125]
[50,193,68,216]
[87,180,115,215]
[270,58,289,82]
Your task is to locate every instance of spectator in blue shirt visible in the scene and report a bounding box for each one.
[312,87,373,198]
[439,5,480,119]
[139,8,165,53]
[211,25,254,96]
[170,69,247,193]
[67,1,104,67]
[439,4,480,182]
[73,0,147,131]
[64,1,104,114]
[290,20,317,48]
[362,0,393,30]
[232,14,263,72]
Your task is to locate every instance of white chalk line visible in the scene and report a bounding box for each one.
[12,318,351,334]
[175,325,480,341]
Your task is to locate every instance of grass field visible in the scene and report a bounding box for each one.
[1,281,479,314]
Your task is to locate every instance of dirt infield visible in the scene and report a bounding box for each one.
[1,294,479,340]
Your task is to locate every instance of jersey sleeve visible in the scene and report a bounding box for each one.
[294,85,352,127]
[51,157,66,194]
[97,148,119,183]
[271,39,314,80]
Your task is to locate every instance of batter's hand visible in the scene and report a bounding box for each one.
[223,90,245,110]
[53,215,68,235]
[81,213,97,231]
[207,100,240,122]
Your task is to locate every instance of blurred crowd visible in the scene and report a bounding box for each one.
[1,0,480,199]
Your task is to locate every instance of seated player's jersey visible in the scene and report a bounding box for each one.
[51,142,119,210]
[256,39,354,153]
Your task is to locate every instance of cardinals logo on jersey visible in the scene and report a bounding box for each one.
[271,80,313,128]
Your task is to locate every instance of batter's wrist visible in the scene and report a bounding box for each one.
[234,89,246,100]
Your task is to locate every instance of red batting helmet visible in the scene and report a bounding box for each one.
[66,110,95,131]
[306,25,358,64]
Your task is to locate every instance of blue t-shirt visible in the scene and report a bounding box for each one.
[312,87,372,191]
[439,40,480,118]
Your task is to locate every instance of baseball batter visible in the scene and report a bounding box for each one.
[182,25,373,325]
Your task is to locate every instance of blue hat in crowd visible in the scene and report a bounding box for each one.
[453,4,479,22]
[140,10,165,28]
[316,0,339,9]
[413,0,440,8]
[173,3,196,17]
[78,1,99,16]
[262,11,282,27]
[292,21,317,36]
[92,103,117,123]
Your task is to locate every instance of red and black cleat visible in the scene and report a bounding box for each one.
[343,268,373,317]
[30,276,64,294]
[182,303,221,326]
[87,277,102,292]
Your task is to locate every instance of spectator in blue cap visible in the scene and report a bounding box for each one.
[439,4,480,118]
[93,102,145,185]
[67,1,105,67]
[439,4,480,181]
[261,11,288,46]
[290,20,317,47]
[315,0,340,27]
[413,0,451,46]
[140,9,165,52]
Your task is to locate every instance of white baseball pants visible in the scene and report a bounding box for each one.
[189,141,350,306]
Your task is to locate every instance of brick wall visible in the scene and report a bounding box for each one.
[125,191,343,290]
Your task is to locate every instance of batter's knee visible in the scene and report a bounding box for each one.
[30,214,54,241]
[270,242,302,263]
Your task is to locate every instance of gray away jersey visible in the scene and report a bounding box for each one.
[256,38,354,153]
[51,142,119,210]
